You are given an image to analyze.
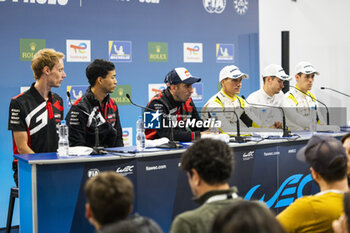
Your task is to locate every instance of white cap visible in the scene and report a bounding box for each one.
[219,65,249,82]
[262,64,291,81]
[295,61,319,75]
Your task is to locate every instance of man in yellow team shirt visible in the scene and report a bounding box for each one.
[277,135,349,233]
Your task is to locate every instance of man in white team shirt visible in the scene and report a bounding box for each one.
[246,64,290,128]
[283,61,325,131]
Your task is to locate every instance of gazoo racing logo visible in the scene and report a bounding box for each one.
[244,174,313,208]
[143,111,221,129]
[1,0,68,5]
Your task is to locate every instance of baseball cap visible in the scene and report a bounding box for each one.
[262,64,291,81]
[295,61,320,75]
[219,65,249,82]
[296,135,347,174]
[164,67,201,85]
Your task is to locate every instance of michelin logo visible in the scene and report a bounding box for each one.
[203,0,226,14]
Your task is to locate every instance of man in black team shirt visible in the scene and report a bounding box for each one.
[8,48,66,186]
[145,67,208,142]
[65,59,123,148]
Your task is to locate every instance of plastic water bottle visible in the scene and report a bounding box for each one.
[209,113,220,134]
[309,106,317,133]
[58,120,69,157]
[136,116,146,151]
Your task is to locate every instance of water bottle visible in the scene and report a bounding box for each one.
[136,116,146,151]
[309,106,317,133]
[209,113,220,134]
[58,120,69,157]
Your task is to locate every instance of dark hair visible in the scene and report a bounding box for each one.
[84,171,134,226]
[341,133,350,144]
[210,200,285,233]
[180,138,233,185]
[86,59,115,86]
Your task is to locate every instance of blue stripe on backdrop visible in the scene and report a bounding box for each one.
[0,0,259,228]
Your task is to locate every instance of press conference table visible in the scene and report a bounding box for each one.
[15,131,345,233]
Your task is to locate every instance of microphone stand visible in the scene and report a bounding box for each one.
[290,86,330,125]
[67,91,106,155]
[320,87,350,98]
[126,94,182,149]
[241,96,292,137]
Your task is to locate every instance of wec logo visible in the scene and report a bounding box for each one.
[244,174,313,208]
[2,0,68,5]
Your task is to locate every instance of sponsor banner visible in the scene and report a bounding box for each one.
[122,127,133,146]
[191,83,203,102]
[233,0,249,15]
[67,85,88,107]
[110,85,132,105]
[203,0,226,14]
[183,42,203,63]
[108,40,132,62]
[216,43,234,63]
[20,38,46,61]
[148,42,168,62]
[66,39,91,62]
[148,83,167,101]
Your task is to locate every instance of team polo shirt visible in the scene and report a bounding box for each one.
[8,83,63,154]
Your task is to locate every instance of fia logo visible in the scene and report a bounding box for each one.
[233,0,248,15]
[87,169,100,178]
[203,0,226,14]
[144,111,162,129]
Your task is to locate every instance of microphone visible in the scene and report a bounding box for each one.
[290,86,330,125]
[66,91,106,155]
[126,94,183,149]
[320,87,350,98]
[241,96,292,137]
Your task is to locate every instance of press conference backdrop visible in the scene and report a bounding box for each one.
[0,0,259,227]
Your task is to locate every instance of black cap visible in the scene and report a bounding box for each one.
[297,135,347,174]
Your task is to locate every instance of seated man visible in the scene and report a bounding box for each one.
[8,48,66,186]
[85,171,163,233]
[66,59,123,148]
[277,135,348,232]
[170,138,240,233]
[202,65,258,134]
[146,67,208,142]
[283,61,325,131]
[246,64,290,128]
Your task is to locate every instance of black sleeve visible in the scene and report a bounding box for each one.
[65,105,88,147]
[112,106,124,147]
[146,99,193,142]
[8,98,27,131]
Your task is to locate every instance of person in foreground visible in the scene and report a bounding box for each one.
[66,59,123,148]
[210,200,285,233]
[84,171,163,233]
[8,48,66,186]
[341,132,350,185]
[277,135,349,233]
[169,138,240,233]
[333,192,350,233]
[146,67,208,142]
